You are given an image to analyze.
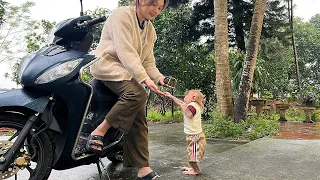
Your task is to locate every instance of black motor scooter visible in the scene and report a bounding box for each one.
[0,1,125,179]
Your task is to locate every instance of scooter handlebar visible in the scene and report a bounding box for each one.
[86,16,106,26]
[76,16,106,28]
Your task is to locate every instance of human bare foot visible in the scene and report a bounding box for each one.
[182,168,200,175]
[180,167,193,171]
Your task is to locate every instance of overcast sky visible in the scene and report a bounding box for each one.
[1,0,320,89]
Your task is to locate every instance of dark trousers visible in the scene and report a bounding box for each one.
[103,79,149,167]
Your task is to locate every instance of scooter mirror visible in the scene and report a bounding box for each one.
[80,0,84,16]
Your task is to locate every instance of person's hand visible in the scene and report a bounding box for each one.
[163,92,173,98]
[159,77,175,89]
[144,79,165,96]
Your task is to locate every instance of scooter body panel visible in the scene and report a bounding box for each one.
[0,88,50,113]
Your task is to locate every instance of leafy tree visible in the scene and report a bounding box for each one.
[0,1,35,63]
[118,0,132,7]
[153,4,194,78]
[0,0,7,26]
[25,20,55,53]
[167,0,190,8]
[186,0,289,52]
[258,38,294,98]
[4,20,56,84]
[153,4,216,115]
[230,50,267,98]
[295,18,320,89]
[84,7,111,51]
[310,14,320,29]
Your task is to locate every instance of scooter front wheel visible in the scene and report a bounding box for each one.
[0,112,54,180]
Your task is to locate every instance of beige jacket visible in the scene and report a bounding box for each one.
[90,5,163,84]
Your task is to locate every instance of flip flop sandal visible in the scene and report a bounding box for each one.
[86,135,104,153]
[136,171,158,180]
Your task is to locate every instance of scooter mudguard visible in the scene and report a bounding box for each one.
[0,88,50,113]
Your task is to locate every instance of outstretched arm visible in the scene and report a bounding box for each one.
[164,93,184,106]
[164,92,194,118]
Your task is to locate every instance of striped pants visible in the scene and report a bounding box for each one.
[186,132,206,162]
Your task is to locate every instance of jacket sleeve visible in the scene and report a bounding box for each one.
[110,9,150,84]
[142,48,163,84]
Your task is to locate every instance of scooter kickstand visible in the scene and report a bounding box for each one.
[96,161,103,180]
[99,158,105,169]
[96,158,109,180]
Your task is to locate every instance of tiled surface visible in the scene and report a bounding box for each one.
[275,121,320,139]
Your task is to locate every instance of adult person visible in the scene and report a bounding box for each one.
[87,0,170,179]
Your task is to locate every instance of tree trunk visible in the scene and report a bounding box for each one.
[289,0,301,89]
[234,0,267,123]
[232,0,246,52]
[214,0,233,117]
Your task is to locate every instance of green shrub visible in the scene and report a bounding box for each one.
[204,112,244,139]
[285,107,306,121]
[312,109,320,122]
[147,110,183,123]
[204,112,278,141]
[243,116,278,140]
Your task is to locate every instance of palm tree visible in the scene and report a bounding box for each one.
[214,0,233,117]
[288,0,301,89]
[234,0,267,123]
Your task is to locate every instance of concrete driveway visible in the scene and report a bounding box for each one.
[45,123,243,180]
[7,123,320,180]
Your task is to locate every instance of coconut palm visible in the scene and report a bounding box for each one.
[234,0,267,123]
[214,0,233,117]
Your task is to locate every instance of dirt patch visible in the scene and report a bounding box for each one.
[275,121,320,140]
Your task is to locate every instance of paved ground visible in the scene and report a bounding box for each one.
[7,122,320,180]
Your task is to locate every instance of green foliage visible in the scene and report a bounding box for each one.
[167,0,190,8]
[285,107,305,121]
[7,130,14,136]
[310,14,320,29]
[204,112,245,139]
[118,0,133,7]
[0,1,35,64]
[261,90,274,100]
[243,116,278,140]
[312,109,320,122]
[84,7,111,51]
[81,70,92,83]
[0,0,7,26]
[154,4,215,103]
[186,0,289,51]
[204,110,278,140]
[294,83,320,106]
[25,20,56,53]
[146,110,183,123]
[229,50,267,98]
[294,18,320,91]
[258,37,294,98]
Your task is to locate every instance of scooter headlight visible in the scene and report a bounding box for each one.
[35,58,83,84]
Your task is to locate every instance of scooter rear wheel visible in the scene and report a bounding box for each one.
[0,113,54,180]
